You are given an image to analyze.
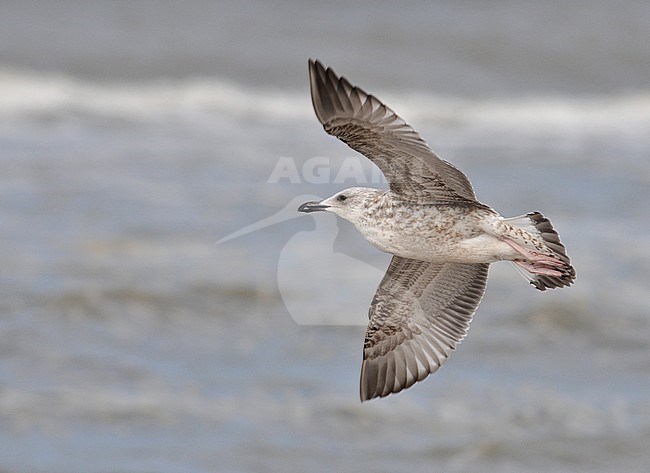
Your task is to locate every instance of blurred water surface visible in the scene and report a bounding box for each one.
[1,1,649,472]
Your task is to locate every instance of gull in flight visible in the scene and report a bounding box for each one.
[298,59,575,401]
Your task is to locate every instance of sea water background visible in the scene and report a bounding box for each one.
[1,1,649,472]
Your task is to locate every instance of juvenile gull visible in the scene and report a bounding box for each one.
[299,59,575,402]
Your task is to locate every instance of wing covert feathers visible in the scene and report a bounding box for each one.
[309,59,477,203]
[360,257,489,401]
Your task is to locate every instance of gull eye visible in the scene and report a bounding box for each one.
[337,194,347,202]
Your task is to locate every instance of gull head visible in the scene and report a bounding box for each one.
[298,187,385,224]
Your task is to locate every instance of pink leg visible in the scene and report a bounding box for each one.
[502,238,565,277]
[513,260,564,277]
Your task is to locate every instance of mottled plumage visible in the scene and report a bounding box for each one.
[299,60,575,401]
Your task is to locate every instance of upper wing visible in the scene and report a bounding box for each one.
[361,257,489,401]
[309,59,476,203]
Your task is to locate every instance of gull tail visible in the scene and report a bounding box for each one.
[505,212,576,291]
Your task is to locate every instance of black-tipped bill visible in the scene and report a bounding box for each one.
[298,201,330,213]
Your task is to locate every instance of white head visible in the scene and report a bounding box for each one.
[298,187,385,226]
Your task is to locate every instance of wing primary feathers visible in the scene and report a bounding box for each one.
[308,59,478,203]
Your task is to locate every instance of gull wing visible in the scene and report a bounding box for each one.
[309,59,476,203]
[360,257,489,401]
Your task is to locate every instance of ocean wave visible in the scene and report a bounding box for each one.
[1,68,649,136]
[0,67,309,124]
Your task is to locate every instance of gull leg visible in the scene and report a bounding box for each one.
[512,259,564,277]
[502,238,565,277]
[497,212,575,290]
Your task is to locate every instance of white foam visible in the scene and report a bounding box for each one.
[0,68,311,124]
[1,68,649,137]
[395,92,650,136]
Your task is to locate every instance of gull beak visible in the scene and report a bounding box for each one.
[298,200,330,213]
